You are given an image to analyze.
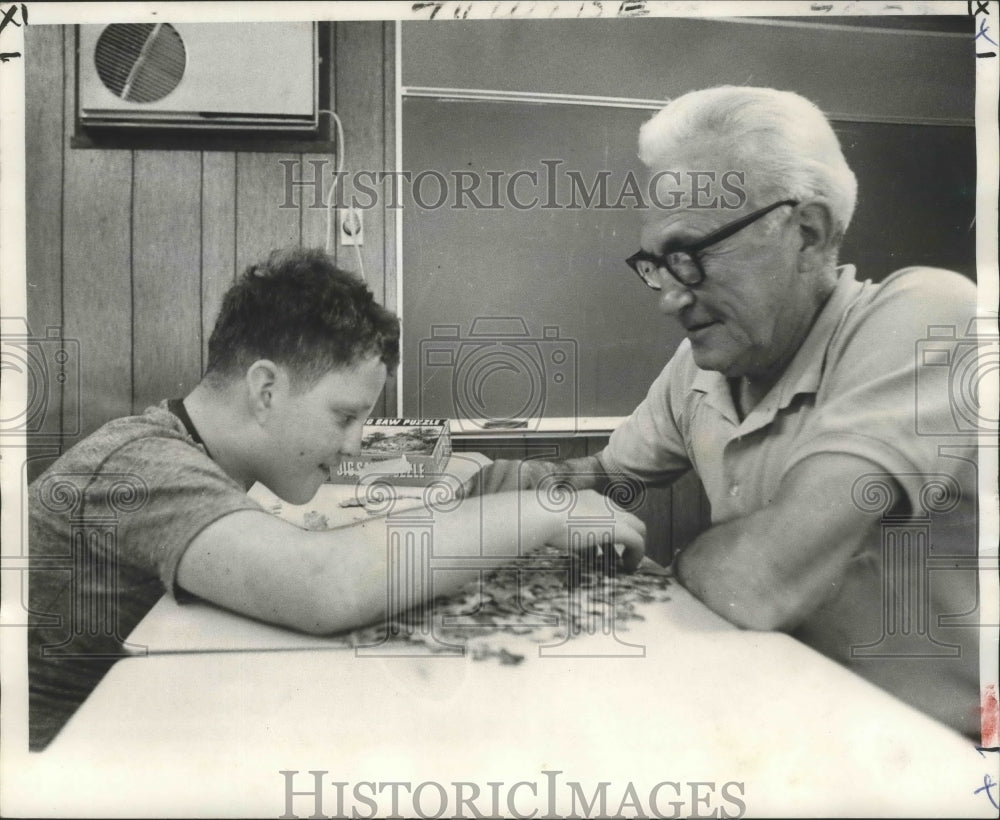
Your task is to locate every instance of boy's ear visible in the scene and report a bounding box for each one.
[245,359,282,422]
[795,199,836,272]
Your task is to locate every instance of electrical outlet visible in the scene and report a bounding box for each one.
[340,208,364,246]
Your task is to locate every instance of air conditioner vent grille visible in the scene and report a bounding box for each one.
[94,23,186,104]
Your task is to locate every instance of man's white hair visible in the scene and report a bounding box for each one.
[638,86,858,239]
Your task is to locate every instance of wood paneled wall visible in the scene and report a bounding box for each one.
[23,22,706,555]
[24,22,397,476]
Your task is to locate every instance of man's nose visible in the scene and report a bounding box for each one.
[658,280,695,315]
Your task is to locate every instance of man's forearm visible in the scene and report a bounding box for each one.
[475,453,611,495]
[673,512,791,631]
[533,453,610,492]
[674,457,879,633]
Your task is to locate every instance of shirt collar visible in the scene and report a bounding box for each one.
[691,265,864,431]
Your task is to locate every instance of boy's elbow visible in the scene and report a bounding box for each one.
[279,577,387,637]
[291,611,348,636]
[287,603,385,637]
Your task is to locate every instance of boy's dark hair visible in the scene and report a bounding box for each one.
[206,247,400,388]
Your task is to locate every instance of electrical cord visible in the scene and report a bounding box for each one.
[317,109,366,283]
[317,109,344,254]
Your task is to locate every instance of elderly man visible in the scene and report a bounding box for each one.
[483,86,981,738]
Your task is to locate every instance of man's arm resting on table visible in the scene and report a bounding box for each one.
[175,489,646,636]
[476,453,612,495]
[675,452,892,632]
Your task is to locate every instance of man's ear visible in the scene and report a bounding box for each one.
[795,200,837,272]
[245,359,282,423]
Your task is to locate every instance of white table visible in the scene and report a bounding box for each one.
[123,556,681,656]
[29,582,999,819]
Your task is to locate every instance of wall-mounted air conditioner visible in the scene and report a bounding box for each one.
[78,22,318,131]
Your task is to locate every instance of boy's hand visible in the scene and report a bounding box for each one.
[533,488,646,573]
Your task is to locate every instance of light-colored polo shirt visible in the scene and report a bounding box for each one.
[602,265,981,737]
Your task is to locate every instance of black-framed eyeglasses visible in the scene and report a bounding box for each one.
[625,199,799,290]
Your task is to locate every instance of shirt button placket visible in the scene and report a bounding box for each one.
[725,437,742,502]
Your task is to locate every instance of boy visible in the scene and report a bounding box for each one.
[28,247,646,750]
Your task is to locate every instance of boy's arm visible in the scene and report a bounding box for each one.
[176,488,646,635]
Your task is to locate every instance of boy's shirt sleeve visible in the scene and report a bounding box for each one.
[95,434,266,600]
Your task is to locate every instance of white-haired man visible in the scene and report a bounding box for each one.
[482,86,981,738]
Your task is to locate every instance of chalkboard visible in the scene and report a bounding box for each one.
[400,18,974,126]
[399,96,976,421]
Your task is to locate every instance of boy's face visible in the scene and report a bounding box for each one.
[257,354,387,504]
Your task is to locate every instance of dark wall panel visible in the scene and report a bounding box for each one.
[24,26,66,479]
[132,150,203,412]
[399,99,976,419]
[235,152,302,276]
[402,17,973,125]
[60,19,132,445]
[200,152,237,370]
